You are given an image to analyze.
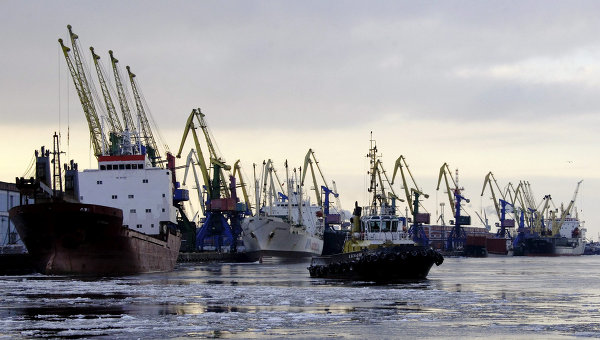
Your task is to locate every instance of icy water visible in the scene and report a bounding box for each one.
[1,256,599,339]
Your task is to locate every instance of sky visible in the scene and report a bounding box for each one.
[0,1,598,239]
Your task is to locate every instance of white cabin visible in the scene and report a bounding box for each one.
[78,155,177,235]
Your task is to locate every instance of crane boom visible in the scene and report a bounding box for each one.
[553,180,583,235]
[176,109,212,199]
[127,65,162,166]
[391,155,427,215]
[108,50,137,135]
[90,47,122,135]
[195,109,231,197]
[233,160,251,213]
[480,171,505,220]
[301,149,331,206]
[58,34,105,156]
[436,163,458,216]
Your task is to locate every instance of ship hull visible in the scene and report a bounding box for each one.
[9,202,181,275]
[513,236,585,256]
[241,217,323,258]
[309,245,444,282]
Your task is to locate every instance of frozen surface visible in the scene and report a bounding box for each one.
[1,256,599,339]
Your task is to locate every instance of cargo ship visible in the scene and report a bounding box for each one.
[241,181,324,258]
[513,217,586,256]
[9,134,182,275]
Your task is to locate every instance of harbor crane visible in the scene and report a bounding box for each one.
[126,66,165,167]
[90,47,123,137]
[109,50,139,139]
[436,163,471,252]
[481,171,515,238]
[58,26,106,156]
[176,109,245,252]
[391,155,430,245]
[551,180,583,236]
[300,149,342,226]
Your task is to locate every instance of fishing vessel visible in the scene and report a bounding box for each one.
[309,137,443,282]
[241,160,324,258]
[9,134,182,275]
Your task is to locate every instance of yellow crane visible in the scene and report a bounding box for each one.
[108,50,138,137]
[89,47,123,136]
[436,163,459,217]
[301,148,330,207]
[127,66,163,166]
[232,160,251,213]
[58,26,105,156]
[391,155,428,216]
[552,180,583,236]
[176,109,213,199]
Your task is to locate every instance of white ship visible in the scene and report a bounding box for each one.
[552,217,586,256]
[241,160,324,258]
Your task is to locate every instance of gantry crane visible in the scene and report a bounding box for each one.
[436,163,471,251]
[58,26,106,156]
[391,155,430,245]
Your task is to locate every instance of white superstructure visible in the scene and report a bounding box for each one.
[242,189,324,257]
[78,155,178,235]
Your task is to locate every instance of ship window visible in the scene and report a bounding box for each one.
[97,180,102,185]
[100,165,106,170]
[369,221,381,232]
[381,220,391,232]
[123,224,128,228]
[119,164,125,170]
[162,193,166,197]
[146,209,151,213]
[151,224,154,228]
[132,164,138,169]
[107,165,113,170]
[139,164,144,169]
[136,224,142,229]
[112,195,118,199]
[126,164,131,169]
[130,209,136,213]
[391,221,398,232]
[143,179,148,183]
[162,208,165,212]
[128,195,134,199]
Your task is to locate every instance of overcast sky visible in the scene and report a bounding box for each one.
[1,1,598,238]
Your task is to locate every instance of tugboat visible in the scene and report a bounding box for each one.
[308,136,443,282]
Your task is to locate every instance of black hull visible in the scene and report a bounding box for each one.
[309,245,444,282]
[9,201,181,275]
[513,237,555,256]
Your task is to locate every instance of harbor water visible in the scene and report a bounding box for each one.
[1,256,599,339]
